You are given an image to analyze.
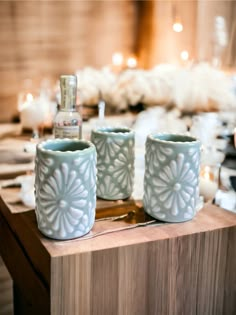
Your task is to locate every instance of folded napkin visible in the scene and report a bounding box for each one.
[19,174,35,208]
[0,138,35,178]
[0,124,22,139]
[1,174,35,208]
[215,190,236,212]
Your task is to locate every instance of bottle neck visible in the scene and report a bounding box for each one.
[60,86,77,109]
[58,105,77,112]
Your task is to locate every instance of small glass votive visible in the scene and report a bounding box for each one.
[199,164,220,202]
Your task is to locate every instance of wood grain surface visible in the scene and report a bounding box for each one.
[0,256,13,315]
[0,133,236,314]
[0,0,136,122]
[0,186,236,315]
[0,210,50,315]
[51,221,236,315]
[1,1,236,122]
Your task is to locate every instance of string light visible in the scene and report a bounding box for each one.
[172,2,183,33]
[112,52,124,67]
[126,57,137,69]
[173,21,183,33]
[180,50,189,61]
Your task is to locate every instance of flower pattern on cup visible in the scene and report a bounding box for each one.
[188,148,200,171]
[92,130,135,200]
[184,197,196,219]
[143,184,163,216]
[35,205,47,230]
[145,143,160,174]
[152,153,197,216]
[97,175,122,199]
[74,152,97,183]
[35,157,53,182]
[92,137,125,164]
[108,145,134,190]
[37,162,90,238]
[146,141,173,174]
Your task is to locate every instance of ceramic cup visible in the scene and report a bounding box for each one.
[35,138,96,240]
[91,126,135,200]
[143,133,201,222]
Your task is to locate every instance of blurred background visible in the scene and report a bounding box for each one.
[0,0,236,122]
[0,3,236,314]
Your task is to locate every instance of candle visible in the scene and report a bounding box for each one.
[19,92,47,134]
[18,93,34,111]
[199,166,218,201]
[199,177,218,201]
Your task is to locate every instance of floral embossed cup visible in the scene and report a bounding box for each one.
[91,127,135,200]
[35,138,96,240]
[143,133,201,222]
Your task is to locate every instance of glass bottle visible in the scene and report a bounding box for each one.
[53,75,82,139]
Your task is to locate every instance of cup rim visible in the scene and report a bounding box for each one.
[148,133,200,145]
[92,126,134,136]
[37,138,95,155]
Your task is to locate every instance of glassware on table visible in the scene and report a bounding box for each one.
[199,164,220,202]
[53,75,82,139]
[18,86,57,155]
[18,79,57,140]
[190,113,221,148]
[199,143,224,202]
[19,93,45,139]
[212,16,228,68]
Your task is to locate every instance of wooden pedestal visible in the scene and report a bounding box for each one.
[0,194,235,315]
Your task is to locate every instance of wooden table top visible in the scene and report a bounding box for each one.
[0,128,235,258]
[1,129,236,315]
[1,187,235,258]
[0,128,235,279]
[1,187,236,308]
[0,129,236,315]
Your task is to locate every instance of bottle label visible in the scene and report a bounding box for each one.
[54,126,81,139]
